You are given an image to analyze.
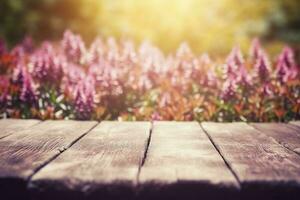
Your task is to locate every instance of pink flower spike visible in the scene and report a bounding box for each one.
[20,75,37,107]
[278,46,296,68]
[226,46,244,67]
[220,80,237,101]
[254,53,270,82]
[249,38,262,60]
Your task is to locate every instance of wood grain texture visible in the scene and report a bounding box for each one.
[0,120,97,200]
[290,121,300,128]
[250,123,300,155]
[0,119,40,139]
[202,122,300,200]
[138,121,239,200]
[29,121,151,200]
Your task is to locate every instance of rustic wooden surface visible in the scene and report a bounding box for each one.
[202,122,300,200]
[0,119,40,139]
[0,120,97,200]
[250,123,300,155]
[290,121,300,128]
[139,121,239,200]
[0,119,299,200]
[30,121,151,200]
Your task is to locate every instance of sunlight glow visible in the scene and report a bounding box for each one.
[88,0,277,54]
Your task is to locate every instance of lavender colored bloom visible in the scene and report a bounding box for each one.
[254,53,270,82]
[11,63,38,106]
[220,80,237,101]
[203,69,218,87]
[138,74,153,91]
[249,38,262,60]
[62,30,86,63]
[276,46,298,82]
[74,78,96,120]
[88,37,105,63]
[31,42,64,85]
[223,62,239,80]
[278,46,296,68]
[275,59,290,83]
[20,76,37,106]
[12,63,27,86]
[236,66,252,88]
[11,46,25,60]
[226,46,244,67]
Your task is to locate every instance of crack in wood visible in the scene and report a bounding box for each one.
[27,122,100,183]
[199,122,242,188]
[137,121,153,183]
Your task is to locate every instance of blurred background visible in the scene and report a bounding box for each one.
[1,0,300,55]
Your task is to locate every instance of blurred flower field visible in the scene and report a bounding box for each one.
[0,31,299,121]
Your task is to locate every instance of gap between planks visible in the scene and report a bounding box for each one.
[27,121,100,182]
[249,123,300,156]
[199,123,241,186]
[136,121,154,183]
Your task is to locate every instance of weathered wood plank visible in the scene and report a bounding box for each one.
[139,121,239,200]
[250,123,300,155]
[0,119,40,139]
[290,121,300,128]
[29,121,151,200]
[0,120,97,200]
[202,122,300,200]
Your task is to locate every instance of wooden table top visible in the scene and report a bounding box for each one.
[0,119,299,200]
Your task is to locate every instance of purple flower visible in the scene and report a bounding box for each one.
[31,42,64,86]
[249,38,263,60]
[73,78,96,120]
[220,80,237,101]
[88,37,105,63]
[275,46,298,82]
[11,63,38,106]
[11,46,25,61]
[278,46,296,68]
[275,59,290,83]
[226,46,244,67]
[223,62,239,80]
[254,53,270,82]
[236,65,252,87]
[62,30,86,63]
[12,63,27,86]
[20,75,37,107]
[203,69,218,87]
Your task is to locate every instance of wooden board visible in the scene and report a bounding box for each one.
[0,120,97,200]
[250,123,300,155]
[201,122,300,200]
[29,121,151,200]
[138,121,240,200]
[0,119,40,139]
[290,121,300,128]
